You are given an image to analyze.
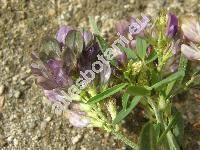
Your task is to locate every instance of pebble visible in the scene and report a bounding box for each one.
[0,96,5,108]
[0,85,5,95]
[71,134,82,145]
[20,80,26,85]
[14,91,21,99]
[45,116,52,122]
[5,67,9,73]
[48,9,56,16]
[13,138,18,146]
[41,121,47,130]
[12,75,19,83]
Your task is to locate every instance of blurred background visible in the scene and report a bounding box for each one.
[0,0,200,149]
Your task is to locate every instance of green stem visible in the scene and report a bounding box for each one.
[148,98,180,150]
[111,130,138,149]
[148,98,162,124]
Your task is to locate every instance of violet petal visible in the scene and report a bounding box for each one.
[44,90,65,102]
[181,44,200,60]
[82,31,93,46]
[116,20,129,35]
[116,52,127,67]
[181,16,200,43]
[56,26,72,45]
[68,111,90,128]
[46,59,71,87]
[166,13,178,38]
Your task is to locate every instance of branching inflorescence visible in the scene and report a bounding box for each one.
[31,11,200,149]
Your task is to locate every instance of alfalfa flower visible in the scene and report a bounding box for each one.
[181,43,200,60]
[56,26,72,45]
[166,13,178,38]
[67,102,91,127]
[181,16,200,43]
[115,15,149,49]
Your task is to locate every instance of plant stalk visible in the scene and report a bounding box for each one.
[111,130,138,149]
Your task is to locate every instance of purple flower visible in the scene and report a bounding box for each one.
[46,59,70,87]
[181,44,200,60]
[31,55,72,90]
[116,20,129,36]
[166,13,178,38]
[56,26,72,45]
[181,16,200,43]
[116,52,127,67]
[44,89,64,102]
[78,42,100,72]
[67,103,90,128]
[82,31,93,46]
[116,16,148,37]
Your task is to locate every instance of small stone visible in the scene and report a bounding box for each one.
[124,4,130,9]
[71,134,82,145]
[45,117,51,122]
[13,138,18,146]
[26,68,31,73]
[80,145,87,150]
[20,80,25,85]
[12,75,18,83]
[14,91,21,99]
[0,85,5,95]
[7,136,13,142]
[41,121,47,130]
[5,67,9,73]
[0,96,5,109]
[0,135,7,146]
[48,9,56,16]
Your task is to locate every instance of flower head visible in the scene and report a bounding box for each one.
[181,44,200,60]
[67,103,90,128]
[56,26,72,45]
[181,16,200,43]
[166,13,178,38]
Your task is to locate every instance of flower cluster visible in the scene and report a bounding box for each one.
[31,12,200,149]
[31,26,105,127]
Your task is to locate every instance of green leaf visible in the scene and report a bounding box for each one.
[96,35,117,67]
[172,108,184,145]
[157,112,179,144]
[165,80,176,96]
[122,93,130,110]
[96,35,109,53]
[150,69,160,85]
[139,122,157,150]
[166,131,180,150]
[151,71,184,89]
[154,123,161,142]
[136,37,148,60]
[118,46,138,60]
[87,83,128,104]
[113,96,142,124]
[146,50,158,64]
[178,53,188,83]
[89,16,100,35]
[127,85,151,96]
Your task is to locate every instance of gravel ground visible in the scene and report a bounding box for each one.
[0,0,200,149]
